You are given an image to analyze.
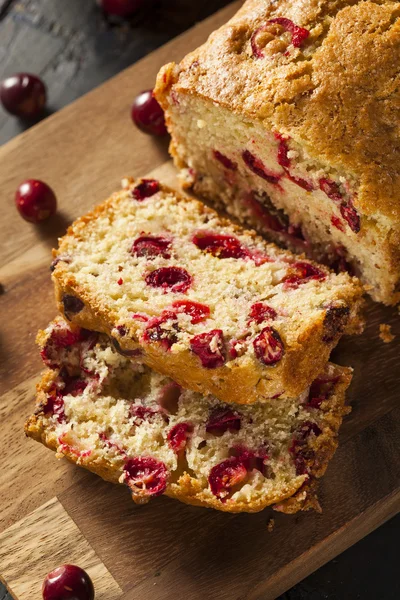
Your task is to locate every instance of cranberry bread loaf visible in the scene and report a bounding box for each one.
[25,317,352,513]
[155,0,400,305]
[51,178,363,404]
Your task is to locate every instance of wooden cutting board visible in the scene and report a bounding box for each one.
[0,3,399,599]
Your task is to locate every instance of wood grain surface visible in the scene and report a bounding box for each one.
[0,2,399,599]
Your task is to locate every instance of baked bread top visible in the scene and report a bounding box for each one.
[156,0,400,223]
[51,178,363,404]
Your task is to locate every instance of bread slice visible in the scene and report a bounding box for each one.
[51,178,363,404]
[154,0,400,305]
[25,317,352,513]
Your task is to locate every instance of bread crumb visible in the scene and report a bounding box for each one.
[379,324,394,343]
[267,518,275,532]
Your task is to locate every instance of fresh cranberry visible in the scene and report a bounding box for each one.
[99,433,127,458]
[62,294,85,315]
[248,302,277,324]
[253,326,284,365]
[42,564,94,600]
[331,215,345,232]
[232,445,270,476]
[213,150,237,171]
[131,90,167,136]
[157,381,182,415]
[142,312,179,350]
[132,313,149,322]
[251,18,309,58]
[62,377,87,397]
[123,457,168,497]
[42,390,65,423]
[15,179,56,223]
[208,456,247,501]
[307,375,340,409]
[228,337,249,359]
[277,138,314,190]
[100,0,144,17]
[283,261,326,288]
[297,420,322,440]
[286,172,314,191]
[192,231,249,259]
[132,179,160,201]
[40,327,84,368]
[190,329,226,369]
[322,304,350,343]
[172,299,210,323]
[289,421,321,475]
[145,267,192,293]
[167,422,193,452]
[131,235,171,259]
[206,407,242,435]
[244,192,286,233]
[1,73,46,118]
[242,150,281,184]
[340,202,360,233]
[129,404,158,425]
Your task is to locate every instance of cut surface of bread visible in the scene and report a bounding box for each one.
[25,317,352,514]
[154,0,400,305]
[51,178,363,404]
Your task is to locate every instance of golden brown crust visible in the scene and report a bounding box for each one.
[51,179,364,404]
[155,0,400,224]
[25,349,352,514]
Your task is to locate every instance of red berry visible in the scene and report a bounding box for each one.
[242,150,281,184]
[206,407,242,435]
[42,389,65,423]
[123,456,168,498]
[190,329,226,369]
[248,302,277,324]
[142,312,179,350]
[213,149,237,171]
[172,299,210,324]
[244,192,286,233]
[307,375,340,409]
[208,456,247,501]
[131,235,171,259]
[62,294,85,315]
[253,326,284,365]
[319,178,343,203]
[99,0,144,17]
[251,18,309,58]
[145,267,192,293]
[331,215,345,232]
[340,202,361,233]
[129,404,158,425]
[167,422,193,452]
[283,261,326,288]
[192,231,249,260]
[1,73,46,118]
[157,381,182,415]
[42,564,94,600]
[131,90,167,136]
[15,179,56,223]
[132,178,160,200]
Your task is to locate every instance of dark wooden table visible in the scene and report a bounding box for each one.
[0,1,398,598]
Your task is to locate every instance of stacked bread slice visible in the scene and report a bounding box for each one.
[25,178,364,513]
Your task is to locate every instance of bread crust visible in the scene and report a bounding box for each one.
[51,180,364,404]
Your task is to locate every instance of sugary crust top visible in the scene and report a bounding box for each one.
[156,0,400,221]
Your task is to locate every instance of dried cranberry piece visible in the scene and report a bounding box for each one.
[131,235,171,259]
[62,294,84,315]
[289,421,321,475]
[157,381,182,415]
[242,150,281,184]
[145,267,192,293]
[62,377,88,397]
[253,326,284,365]
[283,261,326,288]
[251,18,309,58]
[167,422,193,452]
[129,404,158,425]
[213,150,237,171]
[232,445,271,476]
[322,305,350,343]
[248,302,277,324]
[340,202,360,233]
[190,329,226,369]
[42,389,65,423]
[172,299,210,324]
[192,231,249,260]
[208,456,247,501]
[244,191,286,233]
[307,375,340,409]
[124,457,168,498]
[132,179,160,201]
[331,215,345,232]
[142,312,179,350]
[319,178,343,203]
[206,407,242,435]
